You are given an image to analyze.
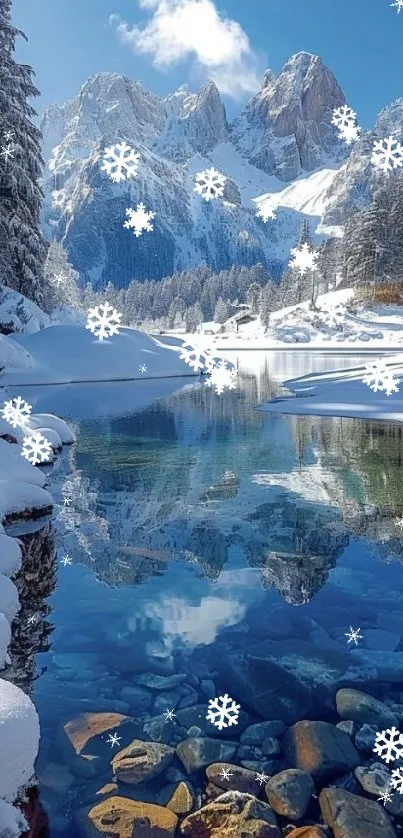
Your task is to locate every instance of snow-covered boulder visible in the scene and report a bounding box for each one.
[0,679,40,802]
[0,612,11,669]
[0,480,53,523]
[0,575,18,623]
[0,530,22,578]
[0,799,27,838]
[0,440,47,488]
[0,334,33,375]
[28,414,76,444]
[4,324,198,385]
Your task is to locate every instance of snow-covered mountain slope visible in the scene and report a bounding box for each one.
[40,52,400,287]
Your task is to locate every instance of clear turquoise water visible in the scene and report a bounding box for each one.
[13,351,403,835]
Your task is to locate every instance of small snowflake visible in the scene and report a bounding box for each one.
[373,727,403,764]
[3,130,14,143]
[205,360,237,395]
[194,167,226,202]
[21,431,53,465]
[0,144,13,160]
[53,272,65,286]
[255,772,269,786]
[378,788,393,806]
[289,243,319,275]
[101,141,140,183]
[164,709,176,722]
[1,396,32,428]
[206,693,240,731]
[60,554,72,566]
[363,360,400,396]
[319,307,344,328]
[332,105,357,130]
[86,302,122,341]
[391,767,403,793]
[106,732,122,748]
[371,136,403,174]
[179,337,215,372]
[139,364,147,374]
[27,615,37,625]
[124,203,155,237]
[63,497,72,507]
[344,626,363,646]
[391,0,403,12]
[256,203,277,222]
[219,767,233,781]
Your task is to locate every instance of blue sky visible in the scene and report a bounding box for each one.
[12,0,403,125]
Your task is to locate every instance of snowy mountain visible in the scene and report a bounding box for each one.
[40,52,399,288]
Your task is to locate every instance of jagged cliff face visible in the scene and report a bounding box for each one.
[40,52,401,286]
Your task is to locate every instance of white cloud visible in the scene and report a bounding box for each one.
[109,0,262,98]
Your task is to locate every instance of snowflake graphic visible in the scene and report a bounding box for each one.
[371,136,403,174]
[86,302,122,341]
[255,772,269,786]
[0,144,13,160]
[206,694,240,731]
[139,364,147,374]
[373,727,403,764]
[344,626,363,646]
[256,203,277,223]
[101,141,140,183]
[53,272,65,286]
[124,203,155,237]
[378,788,393,806]
[21,431,53,466]
[106,732,122,748]
[3,130,14,143]
[319,307,344,328]
[289,243,319,275]
[194,167,226,202]
[60,554,72,566]
[1,396,32,428]
[27,615,37,625]
[205,360,237,395]
[219,767,233,781]
[391,767,403,793]
[391,0,403,12]
[338,122,361,145]
[332,105,357,130]
[164,709,176,722]
[179,338,215,372]
[362,360,400,396]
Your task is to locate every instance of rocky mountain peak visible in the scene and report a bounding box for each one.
[157,79,228,160]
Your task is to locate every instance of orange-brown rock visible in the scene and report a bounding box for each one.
[166,781,193,815]
[62,712,129,755]
[285,828,327,838]
[112,739,174,784]
[180,790,280,836]
[79,796,178,837]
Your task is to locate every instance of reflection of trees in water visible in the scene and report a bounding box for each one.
[5,522,56,693]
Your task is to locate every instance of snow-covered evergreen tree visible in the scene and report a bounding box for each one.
[43,240,81,313]
[213,297,229,324]
[0,0,47,302]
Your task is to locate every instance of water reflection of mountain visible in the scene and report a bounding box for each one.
[52,357,403,605]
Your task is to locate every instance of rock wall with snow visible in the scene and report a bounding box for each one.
[41,51,387,288]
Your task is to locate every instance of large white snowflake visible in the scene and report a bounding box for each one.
[391,0,403,13]
[331,105,357,130]
[338,122,361,145]
[21,431,53,465]
[391,767,403,793]
[1,396,32,428]
[206,694,240,731]
[101,142,140,183]
[124,203,155,237]
[319,306,344,328]
[205,360,237,395]
[289,243,319,275]
[371,136,403,174]
[86,302,122,341]
[362,360,400,396]
[373,727,403,764]
[179,338,215,372]
[194,167,226,202]
[256,203,277,223]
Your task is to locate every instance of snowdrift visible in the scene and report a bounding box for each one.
[4,324,197,385]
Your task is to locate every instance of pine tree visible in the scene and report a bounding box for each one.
[43,240,81,313]
[0,0,47,302]
[213,297,229,324]
[298,218,311,247]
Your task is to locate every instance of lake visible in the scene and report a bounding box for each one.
[11,351,403,836]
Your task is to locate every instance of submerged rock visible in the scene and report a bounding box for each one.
[265,769,315,819]
[206,763,259,795]
[319,787,396,837]
[176,737,237,774]
[336,688,399,727]
[78,796,178,837]
[284,720,360,780]
[112,739,174,784]
[166,781,194,815]
[179,790,281,836]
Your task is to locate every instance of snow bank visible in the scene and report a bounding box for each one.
[0,335,33,375]
[0,575,18,623]
[28,413,76,443]
[0,440,46,488]
[0,799,27,838]
[0,286,49,335]
[0,531,22,577]
[4,324,198,386]
[0,480,53,522]
[258,355,403,423]
[0,613,11,670]
[0,679,40,803]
